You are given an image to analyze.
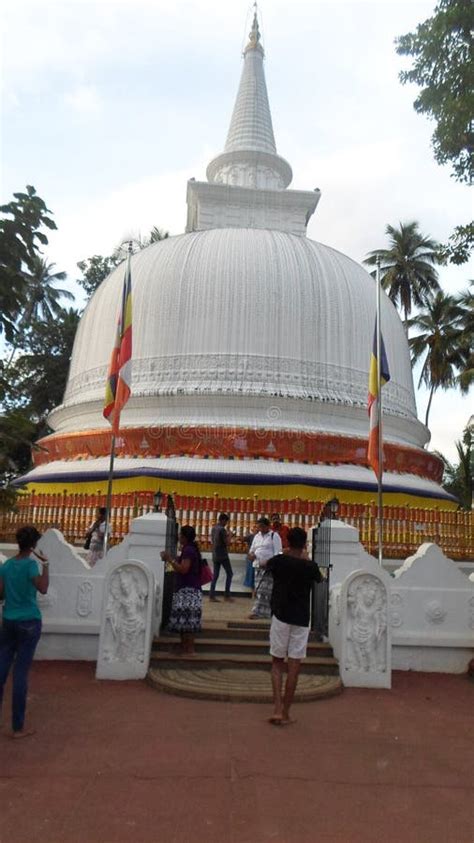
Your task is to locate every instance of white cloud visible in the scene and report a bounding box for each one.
[64,83,102,118]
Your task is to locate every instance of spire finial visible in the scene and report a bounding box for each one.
[245,3,262,53]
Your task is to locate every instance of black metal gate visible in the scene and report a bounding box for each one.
[310,498,339,639]
[161,494,179,630]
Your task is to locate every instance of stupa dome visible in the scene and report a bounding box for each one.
[23,10,449,505]
[53,228,422,449]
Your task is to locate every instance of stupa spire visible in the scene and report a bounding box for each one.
[245,7,262,54]
[206,7,292,189]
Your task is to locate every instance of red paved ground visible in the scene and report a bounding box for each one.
[0,663,473,843]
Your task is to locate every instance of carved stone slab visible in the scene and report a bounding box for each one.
[96,559,155,680]
[340,569,391,689]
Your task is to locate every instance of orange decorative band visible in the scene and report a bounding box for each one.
[34,426,444,483]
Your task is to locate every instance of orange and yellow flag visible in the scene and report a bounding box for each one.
[367,320,390,478]
[103,255,132,436]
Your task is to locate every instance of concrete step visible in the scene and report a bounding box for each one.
[153,636,333,658]
[149,651,339,675]
[147,665,343,703]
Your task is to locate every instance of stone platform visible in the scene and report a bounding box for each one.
[149,597,342,702]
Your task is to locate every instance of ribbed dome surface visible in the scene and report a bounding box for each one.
[58,229,417,432]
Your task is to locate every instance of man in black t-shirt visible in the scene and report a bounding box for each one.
[266,527,322,726]
[210,513,234,602]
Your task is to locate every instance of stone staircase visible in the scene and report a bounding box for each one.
[147,620,342,702]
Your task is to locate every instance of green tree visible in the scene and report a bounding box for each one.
[396,1,473,264]
[77,226,169,299]
[438,222,474,265]
[437,427,473,509]
[5,308,81,421]
[21,256,73,324]
[408,291,465,426]
[364,221,441,325]
[76,254,121,298]
[456,285,474,393]
[148,226,169,244]
[0,409,39,511]
[0,185,57,340]
[396,0,473,184]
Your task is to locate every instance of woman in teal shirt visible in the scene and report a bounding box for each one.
[0,525,49,738]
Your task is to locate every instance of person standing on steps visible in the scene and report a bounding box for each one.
[0,525,50,739]
[247,516,282,619]
[265,526,322,726]
[160,525,202,655]
[271,512,290,552]
[210,513,234,602]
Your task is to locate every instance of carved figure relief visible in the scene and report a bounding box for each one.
[329,588,341,625]
[424,600,447,625]
[390,591,404,628]
[37,587,57,608]
[76,581,93,617]
[469,596,474,631]
[103,566,149,663]
[346,575,387,672]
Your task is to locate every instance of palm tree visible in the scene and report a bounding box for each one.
[456,285,474,394]
[408,292,465,427]
[4,256,73,371]
[436,427,473,510]
[364,221,441,326]
[20,256,74,324]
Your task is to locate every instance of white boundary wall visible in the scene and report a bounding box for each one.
[327,523,474,680]
[0,514,167,661]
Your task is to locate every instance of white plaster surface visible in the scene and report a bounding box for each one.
[328,534,474,679]
[339,569,391,689]
[96,559,155,680]
[390,543,474,672]
[31,529,104,661]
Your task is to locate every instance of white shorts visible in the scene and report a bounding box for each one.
[270,615,310,660]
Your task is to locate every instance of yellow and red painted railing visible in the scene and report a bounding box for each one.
[0,490,472,560]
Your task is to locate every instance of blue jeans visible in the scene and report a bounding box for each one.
[0,618,42,732]
[210,556,233,597]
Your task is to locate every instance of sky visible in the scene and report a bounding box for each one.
[1,0,472,462]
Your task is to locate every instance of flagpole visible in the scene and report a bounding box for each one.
[103,434,115,558]
[102,241,133,559]
[375,256,383,567]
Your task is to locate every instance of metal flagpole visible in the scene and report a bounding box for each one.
[103,434,116,559]
[375,257,383,567]
[102,241,133,558]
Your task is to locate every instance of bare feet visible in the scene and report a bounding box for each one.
[267,715,296,727]
[12,729,36,740]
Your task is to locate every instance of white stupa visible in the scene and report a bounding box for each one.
[24,13,449,506]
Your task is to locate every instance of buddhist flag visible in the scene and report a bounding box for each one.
[103,253,132,435]
[367,320,390,478]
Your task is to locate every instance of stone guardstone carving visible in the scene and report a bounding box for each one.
[76,581,93,617]
[390,592,404,628]
[340,569,391,689]
[96,560,155,680]
[424,600,447,625]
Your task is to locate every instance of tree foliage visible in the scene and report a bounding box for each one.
[364,221,441,324]
[5,308,81,420]
[0,185,57,340]
[396,0,474,185]
[436,426,473,509]
[407,291,467,426]
[77,226,170,299]
[76,254,121,297]
[456,285,474,394]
